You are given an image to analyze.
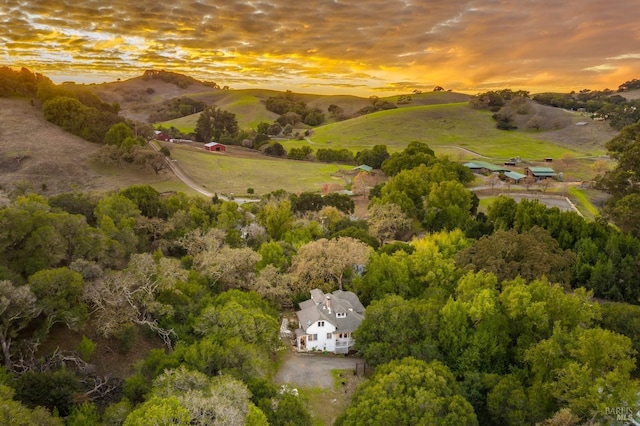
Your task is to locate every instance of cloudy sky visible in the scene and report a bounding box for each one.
[1,0,639,95]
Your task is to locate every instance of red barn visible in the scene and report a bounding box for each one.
[154,131,171,142]
[204,142,226,152]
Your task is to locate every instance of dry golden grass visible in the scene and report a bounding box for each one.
[0,98,187,197]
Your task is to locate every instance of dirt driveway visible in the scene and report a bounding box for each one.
[274,350,363,389]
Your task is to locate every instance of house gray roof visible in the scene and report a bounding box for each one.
[296,289,365,334]
[298,299,316,311]
[310,289,325,305]
[331,290,365,313]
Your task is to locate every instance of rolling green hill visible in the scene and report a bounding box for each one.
[157,90,471,133]
[158,90,281,131]
[306,102,599,160]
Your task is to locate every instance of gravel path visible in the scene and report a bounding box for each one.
[274,350,363,389]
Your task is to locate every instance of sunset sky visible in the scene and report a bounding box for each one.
[2,0,639,96]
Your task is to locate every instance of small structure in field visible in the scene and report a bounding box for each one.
[295,289,365,354]
[204,142,226,152]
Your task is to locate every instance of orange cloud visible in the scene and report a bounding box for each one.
[0,0,638,95]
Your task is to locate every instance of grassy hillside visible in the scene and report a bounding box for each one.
[159,90,281,131]
[620,89,640,100]
[306,102,603,160]
[155,91,470,133]
[0,98,190,197]
[95,75,472,133]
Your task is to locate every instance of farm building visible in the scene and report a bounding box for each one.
[154,131,171,142]
[204,142,226,152]
[504,171,527,184]
[525,166,556,180]
[352,164,373,173]
[464,161,510,174]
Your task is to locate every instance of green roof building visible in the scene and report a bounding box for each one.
[463,161,510,173]
[525,167,556,179]
[504,171,527,183]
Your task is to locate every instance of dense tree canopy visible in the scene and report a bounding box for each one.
[597,122,640,236]
[337,357,478,426]
[195,104,239,143]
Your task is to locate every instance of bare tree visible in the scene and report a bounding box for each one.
[194,247,260,290]
[487,174,501,193]
[522,175,536,191]
[0,281,40,370]
[83,254,184,347]
[368,203,412,244]
[251,266,295,307]
[289,237,371,292]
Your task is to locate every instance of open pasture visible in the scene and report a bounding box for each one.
[166,144,353,196]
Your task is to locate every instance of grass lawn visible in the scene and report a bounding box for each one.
[297,369,362,426]
[168,145,353,195]
[477,196,497,214]
[298,386,349,426]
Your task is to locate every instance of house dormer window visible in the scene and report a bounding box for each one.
[336,312,347,318]
[318,321,325,327]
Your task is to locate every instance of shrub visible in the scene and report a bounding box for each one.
[77,335,96,361]
[118,325,136,354]
[15,369,80,416]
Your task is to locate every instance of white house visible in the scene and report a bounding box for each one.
[295,289,365,354]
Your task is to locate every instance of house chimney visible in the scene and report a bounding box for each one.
[326,295,332,314]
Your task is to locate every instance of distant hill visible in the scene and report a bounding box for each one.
[90,72,471,132]
[89,72,616,160]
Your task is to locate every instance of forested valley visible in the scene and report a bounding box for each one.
[2,66,640,425]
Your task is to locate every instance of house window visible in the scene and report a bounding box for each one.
[337,312,346,318]
[327,333,332,339]
[318,321,324,327]
[308,334,318,341]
